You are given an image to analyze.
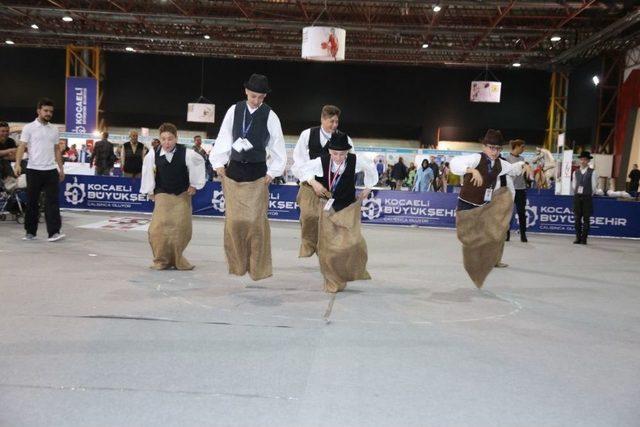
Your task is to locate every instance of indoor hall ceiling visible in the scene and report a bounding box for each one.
[1,0,639,68]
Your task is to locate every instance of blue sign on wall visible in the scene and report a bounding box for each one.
[60,175,640,239]
[65,77,98,134]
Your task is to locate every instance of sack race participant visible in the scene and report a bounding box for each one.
[210,74,286,280]
[450,129,526,288]
[140,122,206,270]
[299,131,378,293]
[291,105,354,257]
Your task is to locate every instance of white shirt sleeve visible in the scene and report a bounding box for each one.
[210,105,236,169]
[356,155,378,188]
[19,123,31,145]
[348,136,356,154]
[450,153,481,176]
[499,159,525,176]
[266,110,287,178]
[299,157,324,183]
[186,149,206,190]
[572,170,577,192]
[291,128,311,180]
[592,169,599,191]
[139,149,156,194]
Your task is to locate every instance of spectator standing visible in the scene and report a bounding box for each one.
[92,131,116,176]
[13,98,65,242]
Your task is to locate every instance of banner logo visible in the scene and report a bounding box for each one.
[64,177,86,205]
[211,190,226,213]
[361,194,382,220]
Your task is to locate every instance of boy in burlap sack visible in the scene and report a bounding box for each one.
[450,129,526,288]
[209,74,286,280]
[291,105,355,257]
[298,131,378,293]
[140,123,206,270]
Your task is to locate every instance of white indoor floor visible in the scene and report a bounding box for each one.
[1,211,639,427]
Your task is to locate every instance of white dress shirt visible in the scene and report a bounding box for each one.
[210,102,287,178]
[140,146,206,194]
[450,153,525,178]
[572,167,599,194]
[299,155,378,189]
[291,127,355,180]
[19,119,60,171]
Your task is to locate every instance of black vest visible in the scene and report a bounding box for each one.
[316,153,356,212]
[122,141,144,174]
[459,153,502,206]
[230,101,271,163]
[154,144,190,195]
[575,168,594,196]
[308,127,329,160]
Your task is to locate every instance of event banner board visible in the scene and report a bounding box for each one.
[60,175,640,238]
[65,77,98,134]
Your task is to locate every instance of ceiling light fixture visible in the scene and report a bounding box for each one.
[550,36,562,42]
[31,24,39,30]
[592,75,600,86]
[62,16,73,22]
[512,62,521,67]
[203,35,210,40]
[433,5,442,12]
[5,40,15,45]
[125,46,135,52]
[422,43,429,48]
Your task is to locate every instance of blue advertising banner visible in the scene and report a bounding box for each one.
[59,175,640,239]
[65,77,98,134]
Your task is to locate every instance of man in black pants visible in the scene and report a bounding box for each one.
[505,139,528,242]
[572,151,598,245]
[14,98,65,242]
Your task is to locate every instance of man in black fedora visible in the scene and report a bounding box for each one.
[210,73,286,281]
[298,131,378,293]
[572,151,598,245]
[449,129,527,288]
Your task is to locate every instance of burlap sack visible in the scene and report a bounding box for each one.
[296,182,322,257]
[222,176,272,281]
[317,200,371,293]
[456,187,513,288]
[148,192,194,270]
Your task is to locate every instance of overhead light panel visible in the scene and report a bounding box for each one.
[125,46,135,52]
[433,5,442,12]
[62,16,73,22]
[512,62,521,67]
[31,24,39,30]
[422,43,429,48]
[5,40,15,45]
[203,35,210,40]
[550,36,562,42]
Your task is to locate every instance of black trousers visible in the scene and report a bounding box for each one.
[25,168,61,237]
[573,194,593,242]
[510,189,527,239]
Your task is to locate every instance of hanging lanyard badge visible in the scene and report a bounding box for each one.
[233,107,254,152]
[242,107,253,138]
[324,161,343,211]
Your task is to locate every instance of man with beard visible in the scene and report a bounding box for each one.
[14,98,65,242]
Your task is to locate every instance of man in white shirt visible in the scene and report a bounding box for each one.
[292,104,353,257]
[140,122,206,270]
[298,131,377,293]
[209,74,286,281]
[14,98,65,242]
[571,151,598,245]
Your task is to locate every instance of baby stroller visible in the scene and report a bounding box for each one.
[0,175,27,224]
